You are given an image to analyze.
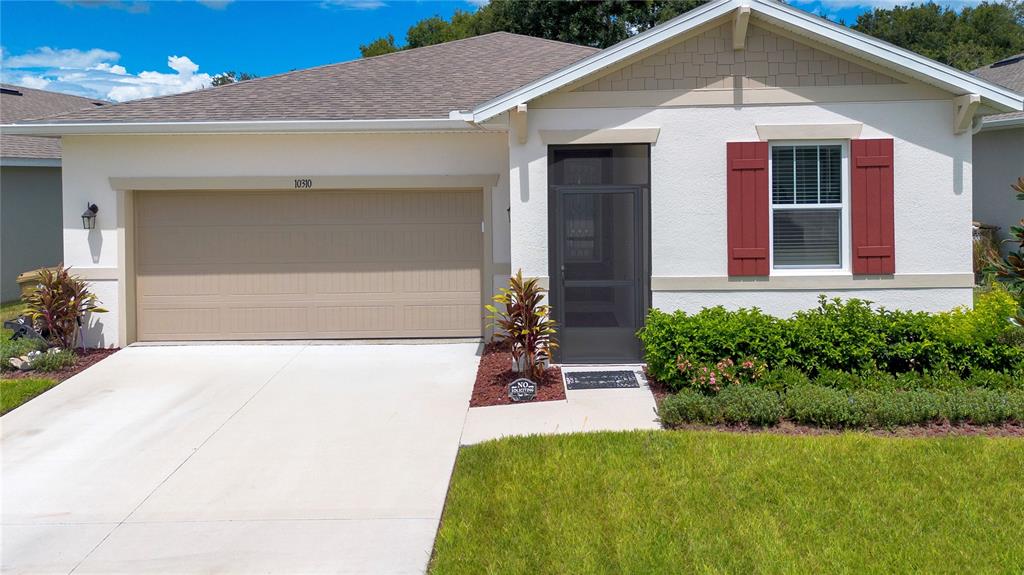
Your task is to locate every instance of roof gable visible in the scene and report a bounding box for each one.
[471,0,1023,121]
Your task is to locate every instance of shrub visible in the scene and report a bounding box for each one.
[941,389,1017,425]
[675,356,766,393]
[29,348,77,372]
[485,269,557,382]
[639,306,792,388]
[967,369,1023,391]
[757,366,810,392]
[716,385,783,426]
[853,389,942,428]
[785,385,864,428]
[658,389,718,426]
[23,265,107,349]
[640,293,1024,385]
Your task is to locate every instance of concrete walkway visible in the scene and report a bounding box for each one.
[1,343,479,575]
[460,366,660,445]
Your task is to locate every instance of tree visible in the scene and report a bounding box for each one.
[852,2,1024,71]
[359,33,400,58]
[360,0,1024,72]
[211,71,257,86]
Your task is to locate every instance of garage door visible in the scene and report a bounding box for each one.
[135,189,482,341]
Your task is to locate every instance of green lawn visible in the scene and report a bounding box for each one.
[1,300,58,415]
[1,378,58,415]
[431,430,1024,574]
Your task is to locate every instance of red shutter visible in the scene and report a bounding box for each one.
[727,142,770,276]
[851,139,895,275]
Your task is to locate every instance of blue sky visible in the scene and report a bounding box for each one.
[0,0,987,102]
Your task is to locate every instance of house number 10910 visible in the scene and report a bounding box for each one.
[294,179,313,189]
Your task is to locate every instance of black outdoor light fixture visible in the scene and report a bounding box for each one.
[81,203,99,230]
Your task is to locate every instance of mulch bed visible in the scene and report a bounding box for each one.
[470,342,565,407]
[1,348,119,383]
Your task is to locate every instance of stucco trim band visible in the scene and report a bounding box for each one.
[71,267,120,280]
[109,174,501,192]
[539,128,661,144]
[755,123,863,140]
[651,273,973,291]
[0,157,61,167]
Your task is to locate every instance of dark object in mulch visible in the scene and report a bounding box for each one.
[670,420,1024,438]
[470,342,565,407]
[2,348,119,383]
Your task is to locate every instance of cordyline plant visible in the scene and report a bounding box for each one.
[23,264,107,350]
[986,177,1024,323]
[485,269,558,382]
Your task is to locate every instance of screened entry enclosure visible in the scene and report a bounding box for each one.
[548,144,650,363]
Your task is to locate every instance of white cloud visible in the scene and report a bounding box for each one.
[197,0,233,9]
[1,48,214,102]
[464,0,490,6]
[58,1,150,14]
[320,0,387,10]
[17,76,51,90]
[2,47,121,69]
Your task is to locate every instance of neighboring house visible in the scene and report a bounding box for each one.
[971,54,1024,255]
[4,0,1021,360]
[0,84,104,302]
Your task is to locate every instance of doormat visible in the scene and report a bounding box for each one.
[564,370,639,390]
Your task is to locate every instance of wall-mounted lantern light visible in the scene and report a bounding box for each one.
[81,203,98,230]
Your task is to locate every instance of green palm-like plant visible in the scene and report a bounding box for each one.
[986,177,1024,325]
[485,269,558,382]
[23,265,108,350]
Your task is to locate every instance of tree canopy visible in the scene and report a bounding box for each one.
[359,0,1024,72]
[211,71,258,86]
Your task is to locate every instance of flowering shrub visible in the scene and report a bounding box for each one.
[676,355,766,393]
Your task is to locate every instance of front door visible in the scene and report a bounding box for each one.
[549,145,650,364]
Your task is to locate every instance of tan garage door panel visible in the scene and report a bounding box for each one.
[135,189,483,341]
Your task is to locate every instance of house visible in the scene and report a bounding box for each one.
[4,0,1021,362]
[0,84,104,302]
[971,54,1024,255]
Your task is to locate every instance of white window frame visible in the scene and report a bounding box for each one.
[767,139,851,275]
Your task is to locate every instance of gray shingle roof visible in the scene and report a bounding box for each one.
[1,84,105,159]
[21,33,599,125]
[972,54,1024,123]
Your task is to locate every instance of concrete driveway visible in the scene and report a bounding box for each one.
[1,342,479,574]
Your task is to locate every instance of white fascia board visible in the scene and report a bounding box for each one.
[0,157,61,167]
[470,0,739,122]
[471,0,1023,121]
[749,0,1022,112]
[0,118,479,137]
[979,116,1024,131]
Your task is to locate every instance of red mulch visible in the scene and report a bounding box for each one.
[470,342,565,407]
[2,348,119,382]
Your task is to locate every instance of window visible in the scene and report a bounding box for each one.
[770,142,848,270]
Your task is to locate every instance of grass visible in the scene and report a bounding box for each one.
[431,430,1024,574]
[1,378,58,415]
[2,300,60,415]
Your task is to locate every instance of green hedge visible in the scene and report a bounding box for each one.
[639,290,1024,390]
[659,385,1024,429]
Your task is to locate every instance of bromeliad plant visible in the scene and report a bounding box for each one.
[23,265,107,350]
[485,269,558,382]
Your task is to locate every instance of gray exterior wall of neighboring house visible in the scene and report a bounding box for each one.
[972,127,1024,255]
[1,166,63,302]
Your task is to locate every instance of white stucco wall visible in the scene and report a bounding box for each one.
[510,99,974,316]
[972,126,1024,255]
[61,132,511,346]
